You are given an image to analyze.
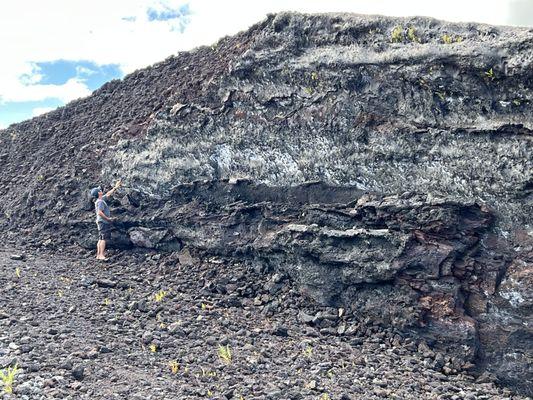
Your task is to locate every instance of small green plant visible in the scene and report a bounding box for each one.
[169,360,179,374]
[0,364,19,394]
[154,290,167,302]
[442,34,453,44]
[513,99,522,106]
[149,343,157,353]
[435,91,446,101]
[407,26,420,43]
[15,267,20,278]
[484,68,495,80]
[200,367,217,377]
[442,34,463,44]
[320,394,331,400]
[218,344,232,364]
[418,78,429,90]
[391,25,404,43]
[304,345,313,358]
[311,72,318,81]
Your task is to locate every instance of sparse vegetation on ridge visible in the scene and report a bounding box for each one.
[407,26,420,43]
[391,25,404,42]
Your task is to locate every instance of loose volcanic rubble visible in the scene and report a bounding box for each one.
[0,249,528,399]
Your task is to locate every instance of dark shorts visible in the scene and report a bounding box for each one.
[97,222,111,241]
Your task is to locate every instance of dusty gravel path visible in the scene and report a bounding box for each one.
[0,247,527,399]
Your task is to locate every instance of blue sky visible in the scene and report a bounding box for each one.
[1,0,531,129]
[0,0,196,128]
[0,61,122,124]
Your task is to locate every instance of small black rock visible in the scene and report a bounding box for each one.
[72,365,85,381]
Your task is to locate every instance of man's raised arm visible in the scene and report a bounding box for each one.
[105,180,122,198]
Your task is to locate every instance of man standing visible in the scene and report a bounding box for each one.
[90,180,121,261]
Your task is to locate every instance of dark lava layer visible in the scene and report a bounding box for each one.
[0,12,532,396]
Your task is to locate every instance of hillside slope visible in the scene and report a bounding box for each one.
[1,13,532,395]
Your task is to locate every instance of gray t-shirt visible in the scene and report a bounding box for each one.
[95,196,110,223]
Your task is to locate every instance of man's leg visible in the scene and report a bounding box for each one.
[96,240,102,258]
[101,239,107,259]
[96,222,103,258]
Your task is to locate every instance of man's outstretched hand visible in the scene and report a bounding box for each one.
[105,179,123,198]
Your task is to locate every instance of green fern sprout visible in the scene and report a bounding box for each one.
[435,91,446,101]
[154,290,167,302]
[407,27,420,43]
[200,367,217,377]
[0,364,19,394]
[169,360,179,374]
[442,34,463,44]
[218,344,232,364]
[391,26,404,43]
[442,34,453,44]
[484,68,495,80]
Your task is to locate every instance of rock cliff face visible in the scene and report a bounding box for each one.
[0,13,531,395]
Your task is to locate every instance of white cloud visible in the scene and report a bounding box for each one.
[0,1,183,104]
[76,66,97,76]
[0,0,527,109]
[32,107,56,117]
[1,77,91,104]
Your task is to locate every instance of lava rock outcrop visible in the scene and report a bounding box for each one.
[0,12,531,395]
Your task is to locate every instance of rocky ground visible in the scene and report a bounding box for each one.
[0,247,528,400]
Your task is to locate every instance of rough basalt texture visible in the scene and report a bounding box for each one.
[0,12,532,395]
